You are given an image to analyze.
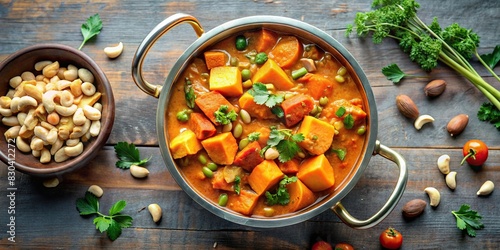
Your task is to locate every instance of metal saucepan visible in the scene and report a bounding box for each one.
[132,13,407,228]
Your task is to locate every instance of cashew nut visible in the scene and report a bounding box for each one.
[34,126,50,142]
[147,203,162,223]
[23,109,38,130]
[42,61,60,78]
[50,139,64,155]
[81,82,96,96]
[2,116,20,127]
[78,68,94,83]
[0,96,12,108]
[56,80,72,91]
[64,142,83,157]
[21,71,36,81]
[35,60,52,71]
[477,180,494,196]
[83,105,101,120]
[15,96,38,112]
[0,107,13,117]
[16,136,31,153]
[4,126,21,140]
[57,67,67,80]
[30,137,45,151]
[40,148,51,163]
[55,104,77,116]
[42,90,59,113]
[42,177,60,188]
[130,165,149,178]
[70,79,83,97]
[88,185,104,198]
[72,108,86,125]
[23,84,43,103]
[437,154,450,174]
[104,42,124,59]
[58,90,75,107]
[46,128,58,145]
[70,119,90,139]
[54,147,69,162]
[424,187,441,207]
[89,120,101,137]
[64,64,79,81]
[445,171,457,190]
[9,76,22,88]
[414,114,435,130]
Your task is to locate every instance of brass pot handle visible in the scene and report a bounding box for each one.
[131,13,204,98]
[332,140,407,229]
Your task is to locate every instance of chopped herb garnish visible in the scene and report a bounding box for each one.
[214,105,238,125]
[336,106,346,117]
[477,102,500,130]
[247,132,261,142]
[452,204,484,237]
[114,142,151,169]
[265,175,297,205]
[331,148,347,161]
[249,83,284,108]
[234,176,241,195]
[263,127,304,163]
[343,114,354,129]
[184,78,196,109]
[76,192,133,241]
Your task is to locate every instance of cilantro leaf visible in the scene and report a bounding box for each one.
[381,63,427,84]
[478,102,500,130]
[451,204,484,237]
[79,13,103,50]
[265,176,298,205]
[247,132,261,142]
[114,142,150,169]
[264,128,304,163]
[343,114,355,129]
[94,216,111,233]
[109,200,127,216]
[480,45,500,69]
[106,220,123,241]
[249,83,284,108]
[114,215,133,229]
[214,105,238,125]
[76,192,99,215]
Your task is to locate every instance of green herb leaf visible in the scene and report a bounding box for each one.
[234,176,241,195]
[335,106,346,117]
[381,64,408,83]
[247,132,261,142]
[264,128,304,162]
[265,176,297,205]
[343,114,354,129]
[480,45,500,69]
[451,204,484,237]
[114,142,151,169]
[109,200,127,216]
[477,102,500,130]
[214,105,238,125]
[79,13,103,50]
[76,192,99,215]
[331,148,347,161]
[113,215,133,229]
[249,83,284,108]
[94,216,111,233]
[184,78,196,109]
[106,220,123,241]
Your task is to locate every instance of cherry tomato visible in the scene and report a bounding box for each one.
[461,139,489,166]
[379,227,403,249]
[312,240,332,250]
[334,242,355,250]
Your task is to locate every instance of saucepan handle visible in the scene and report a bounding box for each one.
[131,13,204,98]
[331,140,407,229]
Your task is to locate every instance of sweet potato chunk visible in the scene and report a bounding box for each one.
[268,36,302,69]
[297,115,335,155]
[211,171,234,192]
[280,94,314,127]
[238,91,274,119]
[255,29,278,53]
[305,74,334,100]
[252,59,294,90]
[189,112,217,140]
[277,158,300,175]
[233,141,264,172]
[201,132,238,165]
[209,66,243,97]
[247,160,283,195]
[204,51,226,70]
[227,189,260,215]
[286,179,315,212]
[195,91,238,125]
[297,154,335,192]
[169,129,203,159]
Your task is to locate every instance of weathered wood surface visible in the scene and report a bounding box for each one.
[1,0,499,249]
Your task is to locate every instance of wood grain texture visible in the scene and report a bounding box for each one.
[0,0,499,249]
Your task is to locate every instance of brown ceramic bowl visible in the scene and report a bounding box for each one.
[0,44,115,178]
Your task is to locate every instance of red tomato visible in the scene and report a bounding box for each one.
[379,227,403,249]
[334,243,354,250]
[461,139,489,166]
[312,240,332,250]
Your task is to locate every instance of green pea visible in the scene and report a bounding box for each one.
[357,125,367,135]
[197,154,207,165]
[319,96,329,106]
[254,52,268,65]
[206,162,218,171]
[235,35,247,51]
[241,69,252,81]
[176,109,190,122]
[202,166,214,178]
[218,193,228,206]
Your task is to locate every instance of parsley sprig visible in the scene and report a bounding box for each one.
[265,175,298,205]
[263,127,304,163]
[214,105,238,125]
[381,63,427,84]
[451,204,484,237]
[79,13,103,50]
[114,142,151,169]
[477,102,500,130]
[76,192,133,241]
[248,83,285,117]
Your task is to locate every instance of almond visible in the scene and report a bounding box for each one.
[396,95,419,120]
[402,199,427,219]
[446,114,469,136]
[424,79,446,97]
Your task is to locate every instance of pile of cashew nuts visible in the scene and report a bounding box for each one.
[1,60,103,163]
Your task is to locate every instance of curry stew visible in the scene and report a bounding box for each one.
[166,28,367,217]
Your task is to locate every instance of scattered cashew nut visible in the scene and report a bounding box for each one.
[414,114,435,130]
[424,187,441,207]
[477,180,494,196]
[147,203,162,223]
[104,42,124,59]
[88,185,104,198]
[130,165,149,178]
[437,154,450,174]
[445,171,457,190]
[42,177,60,188]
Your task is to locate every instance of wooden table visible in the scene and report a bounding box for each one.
[1,0,499,249]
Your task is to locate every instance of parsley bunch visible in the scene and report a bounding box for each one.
[263,127,304,163]
[346,0,500,125]
[452,204,484,237]
[76,192,133,241]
